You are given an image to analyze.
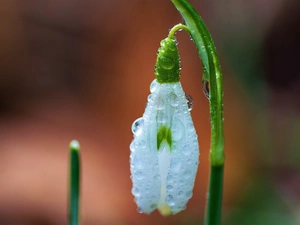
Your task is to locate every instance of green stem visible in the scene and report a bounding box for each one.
[205,165,224,225]
[69,140,81,225]
[170,0,225,225]
[168,23,189,37]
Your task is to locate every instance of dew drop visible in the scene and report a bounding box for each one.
[183,170,191,179]
[135,171,143,180]
[206,193,210,199]
[165,195,175,206]
[137,207,144,213]
[150,79,158,93]
[183,144,191,156]
[157,100,164,110]
[132,187,140,196]
[129,140,135,152]
[167,185,173,191]
[159,56,175,70]
[178,191,184,197]
[131,118,144,136]
[157,112,167,123]
[172,119,184,140]
[170,159,181,172]
[153,174,160,182]
[167,41,177,51]
[186,191,193,199]
[169,93,179,107]
[134,140,146,149]
[132,157,143,170]
[202,80,210,99]
[160,40,166,47]
[147,94,154,102]
[185,93,194,111]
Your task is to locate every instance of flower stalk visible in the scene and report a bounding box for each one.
[170,0,225,225]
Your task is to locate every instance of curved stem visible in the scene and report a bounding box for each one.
[69,140,80,225]
[168,23,190,38]
[170,0,225,225]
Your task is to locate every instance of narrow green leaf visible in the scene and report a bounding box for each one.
[69,140,80,225]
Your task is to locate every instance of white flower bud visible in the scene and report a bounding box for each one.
[130,79,199,216]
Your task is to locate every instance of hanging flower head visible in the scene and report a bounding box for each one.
[130,35,199,216]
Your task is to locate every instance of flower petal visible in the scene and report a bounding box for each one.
[130,79,199,215]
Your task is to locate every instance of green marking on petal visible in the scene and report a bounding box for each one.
[157,126,172,151]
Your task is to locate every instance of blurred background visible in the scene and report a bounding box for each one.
[0,0,299,224]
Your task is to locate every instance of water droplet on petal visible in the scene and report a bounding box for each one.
[178,191,184,197]
[147,94,154,102]
[202,80,210,99]
[172,119,184,141]
[185,93,194,111]
[169,93,179,107]
[159,56,175,70]
[157,112,167,124]
[167,185,173,191]
[131,118,144,136]
[135,171,143,180]
[183,144,191,156]
[132,187,140,196]
[150,80,158,93]
[170,159,181,172]
[167,174,172,181]
[134,140,146,149]
[129,140,135,152]
[186,191,193,199]
[183,170,191,179]
[165,195,175,206]
[137,207,144,213]
[153,174,160,182]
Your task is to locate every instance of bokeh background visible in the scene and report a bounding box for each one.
[0,0,299,224]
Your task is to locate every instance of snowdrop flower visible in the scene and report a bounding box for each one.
[130,36,199,216]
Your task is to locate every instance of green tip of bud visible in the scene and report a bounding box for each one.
[154,37,180,83]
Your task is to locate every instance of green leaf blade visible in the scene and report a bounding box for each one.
[69,140,80,225]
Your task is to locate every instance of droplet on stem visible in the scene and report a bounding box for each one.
[202,80,210,99]
[185,93,194,111]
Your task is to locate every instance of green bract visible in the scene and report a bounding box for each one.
[155,37,180,83]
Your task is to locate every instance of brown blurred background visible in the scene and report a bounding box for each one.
[0,0,299,224]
